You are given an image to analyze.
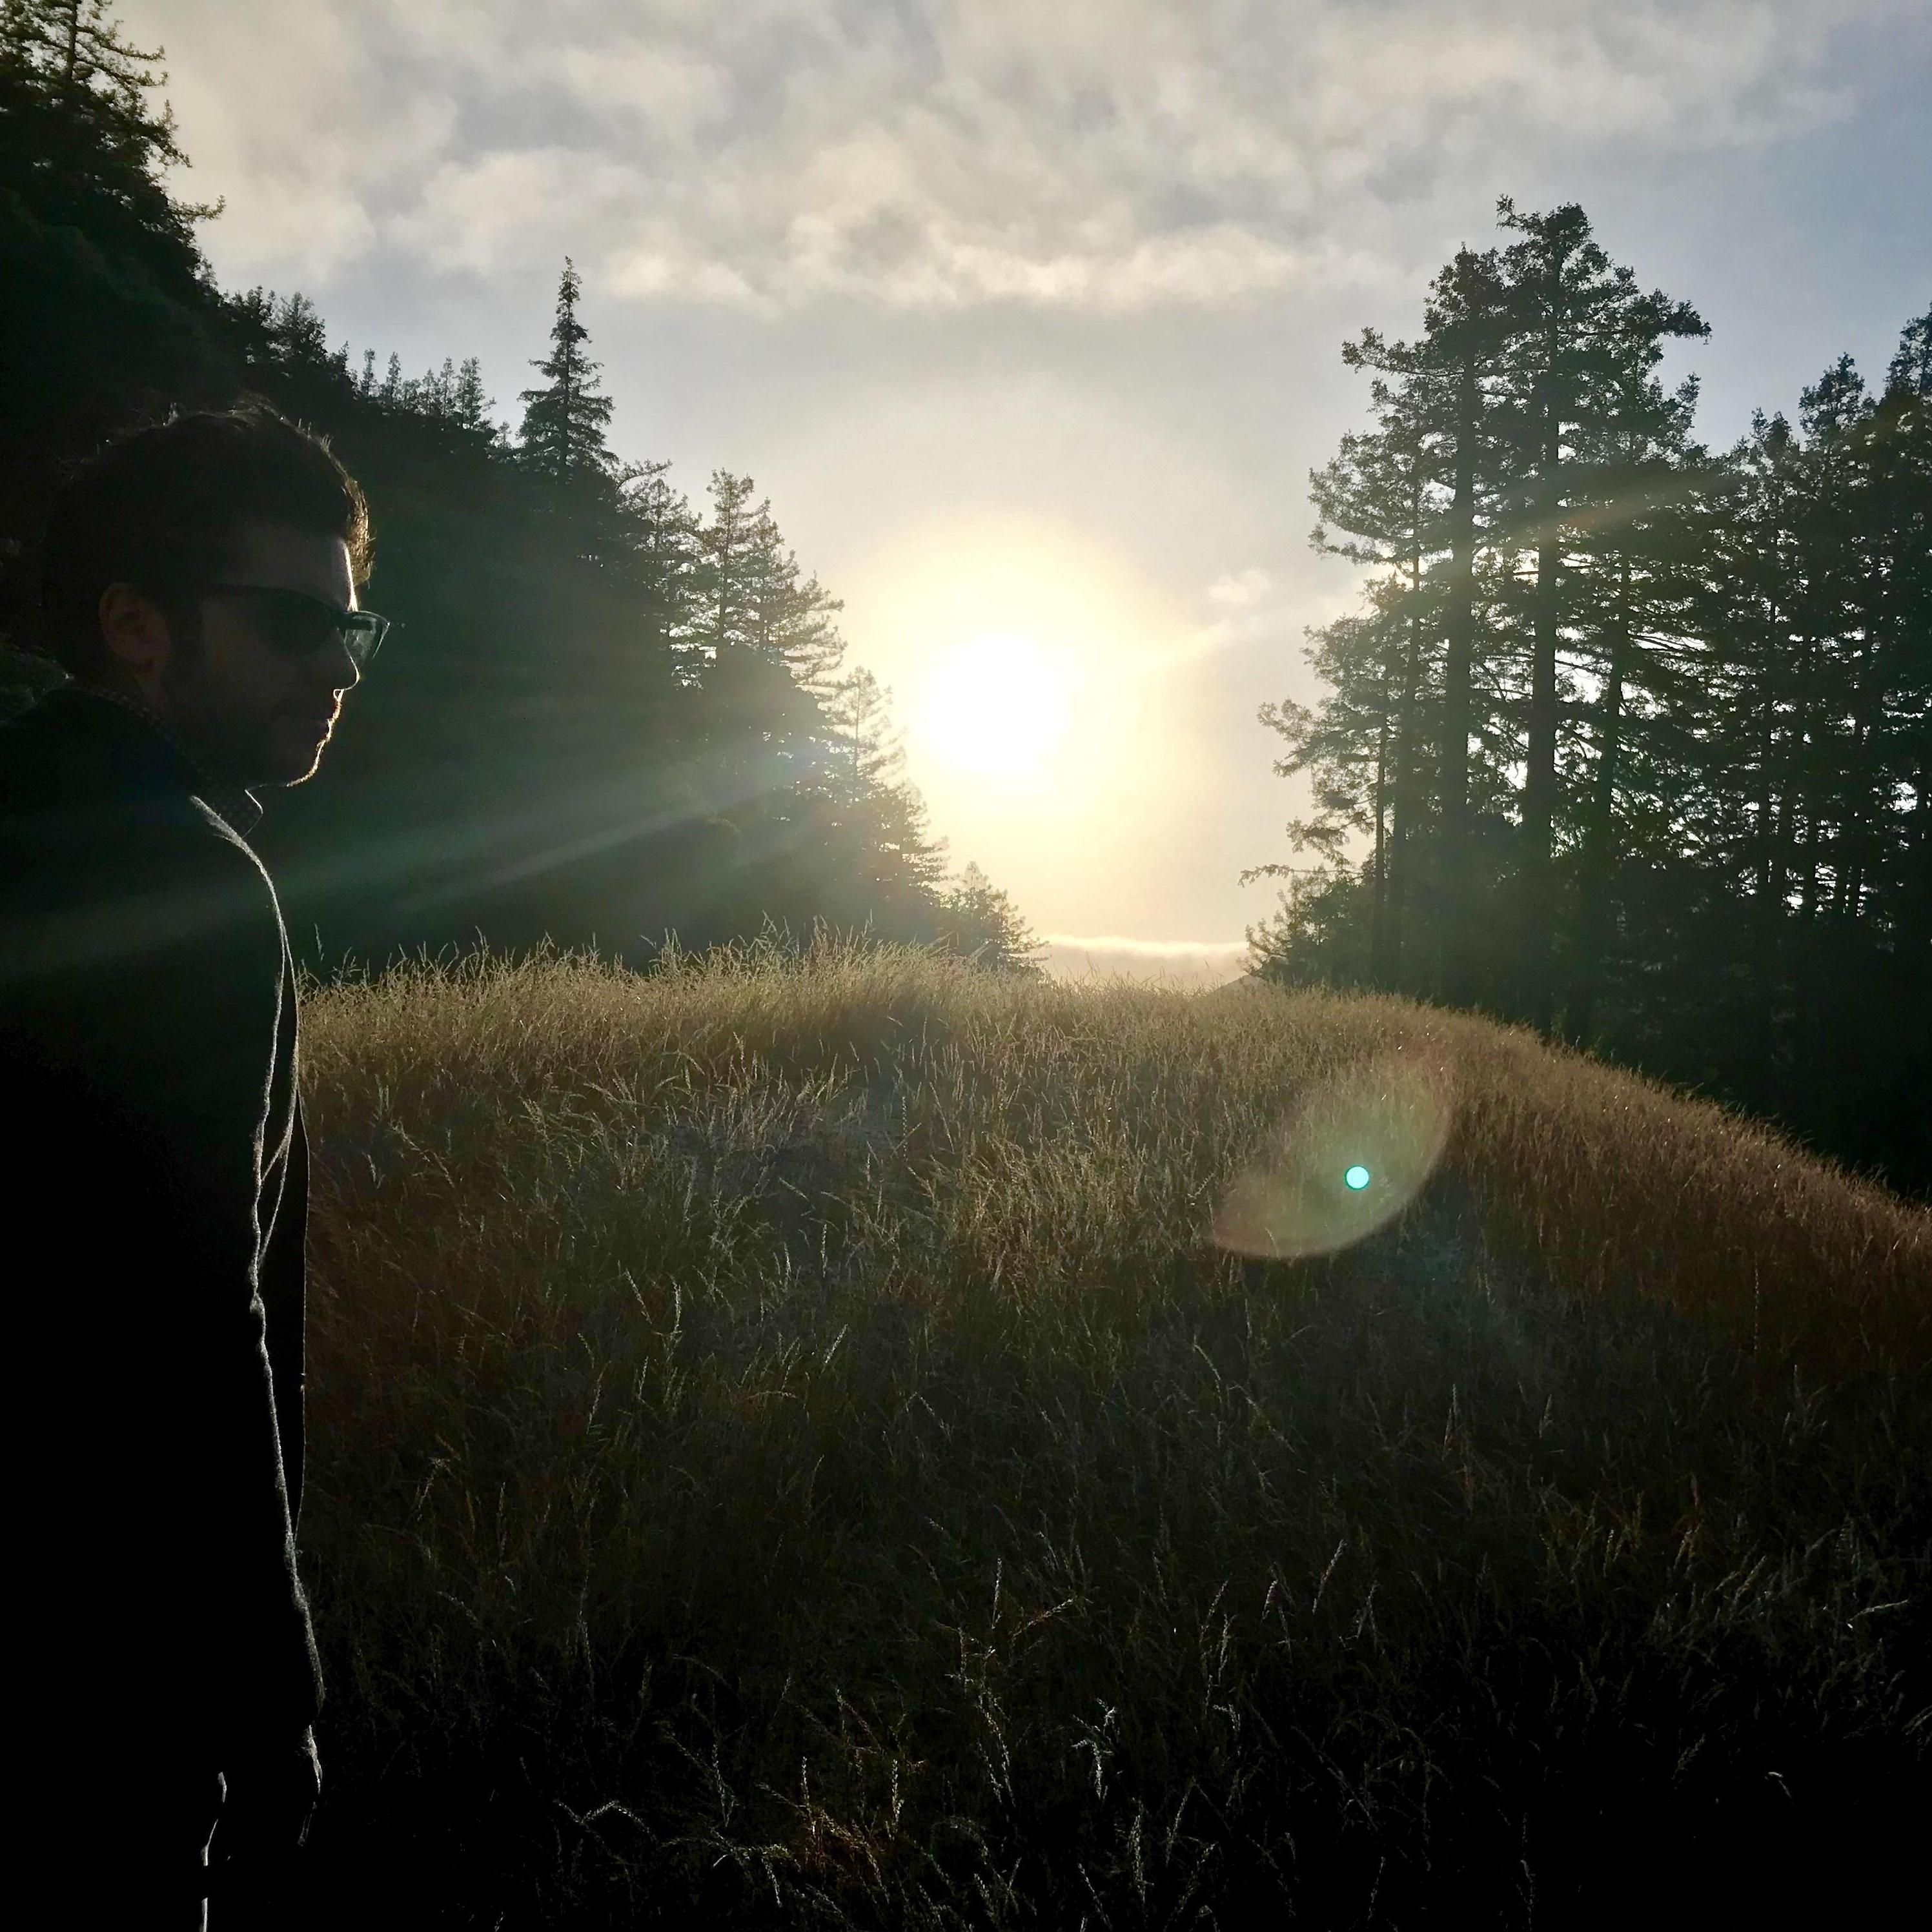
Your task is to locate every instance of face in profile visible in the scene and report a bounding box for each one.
[156,522,367,788]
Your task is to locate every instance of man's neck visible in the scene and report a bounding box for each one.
[74,679,263,837]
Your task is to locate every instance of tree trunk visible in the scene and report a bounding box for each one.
[1912,757,1932,975]
[1565,556,1627,1042]
[1791,726,1824,1117]
[1439,359,1480,1008]
[1745,528,1795,1088]
[1520,306,1564,1032]
[1368,707,1390,987]
[1385,551,1425,991]
[1842,618,1888,926]
[1747,697,1784,1079]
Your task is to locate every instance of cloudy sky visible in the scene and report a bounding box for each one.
[134,0,1929,982]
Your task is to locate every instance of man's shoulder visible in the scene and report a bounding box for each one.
[5,686,161,793]
[0,693,285,981]
[1,688,256,862]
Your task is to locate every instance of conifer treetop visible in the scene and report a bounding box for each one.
[518,256,616,482]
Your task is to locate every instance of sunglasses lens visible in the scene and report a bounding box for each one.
[345,618,385,667]
[218,587,386,665]
[265,602,339,653]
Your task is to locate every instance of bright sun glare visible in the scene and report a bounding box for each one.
[918,634,1073,780]
[848,519,1179,852]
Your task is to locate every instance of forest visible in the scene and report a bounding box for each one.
[1253,208,1929,1194]
[0,1,1037,970]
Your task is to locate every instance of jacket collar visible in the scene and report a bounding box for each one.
[56,684,265,839]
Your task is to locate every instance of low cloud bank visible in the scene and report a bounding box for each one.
[1040,935,1250,989]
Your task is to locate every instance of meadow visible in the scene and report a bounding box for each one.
[295,942,1931,1927]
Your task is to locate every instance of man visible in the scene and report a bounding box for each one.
[0,404,385,1922]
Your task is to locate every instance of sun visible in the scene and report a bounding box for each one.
[844,516,1180,831]
[915,633,1074,780]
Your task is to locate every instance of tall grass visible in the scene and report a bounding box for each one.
[295,940,1931,1926]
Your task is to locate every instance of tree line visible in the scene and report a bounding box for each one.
[1253,201,1929,1192]
[0,0,1040,970]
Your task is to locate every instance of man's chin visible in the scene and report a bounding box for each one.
[263,718,334,786]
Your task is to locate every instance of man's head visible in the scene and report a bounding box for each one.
[41,403,379,789]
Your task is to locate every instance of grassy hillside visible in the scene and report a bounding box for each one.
[296,943,1930,1926]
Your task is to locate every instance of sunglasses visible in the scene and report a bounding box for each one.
[201,583,394,669]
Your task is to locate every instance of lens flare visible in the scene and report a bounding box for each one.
[1212,1052,1452,1260]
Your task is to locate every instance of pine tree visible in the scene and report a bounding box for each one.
[690,470,759,659]
[6,0,167,103]
[1255,216,1928,1186]
[936,862,1042,973]
[1690,407,1804,1074]
[1420,248,1516,1006]
[0,0,215,290]
[270,290,329,364]
[823,666,950,913]
[1560,356,1707,1042]
[1874,312,1931,969]
[518,258,616,482]
[691,471,848,792]
[1250,593,1421,990]
[0,0,228,632]
[452,356,493,435]
[1490,199,1706,1031]
[1263,243,1514,1002]
[1307,360,1438,988]
[615,460,699,662]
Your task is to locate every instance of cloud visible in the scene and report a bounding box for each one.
[1163,560,1360,673]
[1206,568,1276,611]
[1041,935,1250,988]
[139,0,1915,309]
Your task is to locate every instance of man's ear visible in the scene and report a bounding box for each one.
[97,583,174,691]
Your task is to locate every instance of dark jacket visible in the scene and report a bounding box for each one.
[0,687,321,1755]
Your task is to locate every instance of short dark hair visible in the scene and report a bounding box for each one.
[40,400,373,676]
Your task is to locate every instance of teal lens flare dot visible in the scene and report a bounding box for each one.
[1343,1164,1372,1192]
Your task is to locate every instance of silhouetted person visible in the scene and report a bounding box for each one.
[0,406,387,1924]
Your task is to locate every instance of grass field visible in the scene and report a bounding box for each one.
[294,941,1931,1926]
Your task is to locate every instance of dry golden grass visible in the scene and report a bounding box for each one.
[305,938,1929,1384]
[291,939,1931,1927]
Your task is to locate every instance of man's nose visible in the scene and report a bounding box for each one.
[327,633,361,691]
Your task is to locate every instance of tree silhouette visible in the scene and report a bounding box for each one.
[1255,197,1930,1194]
[1490,199,1707,1030]
[517,258,616,483]
[1407,247,1512,1004]
[0,44,1035,972]
[0,0,228,629]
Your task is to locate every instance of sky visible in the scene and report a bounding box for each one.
[132,0,1930,984]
